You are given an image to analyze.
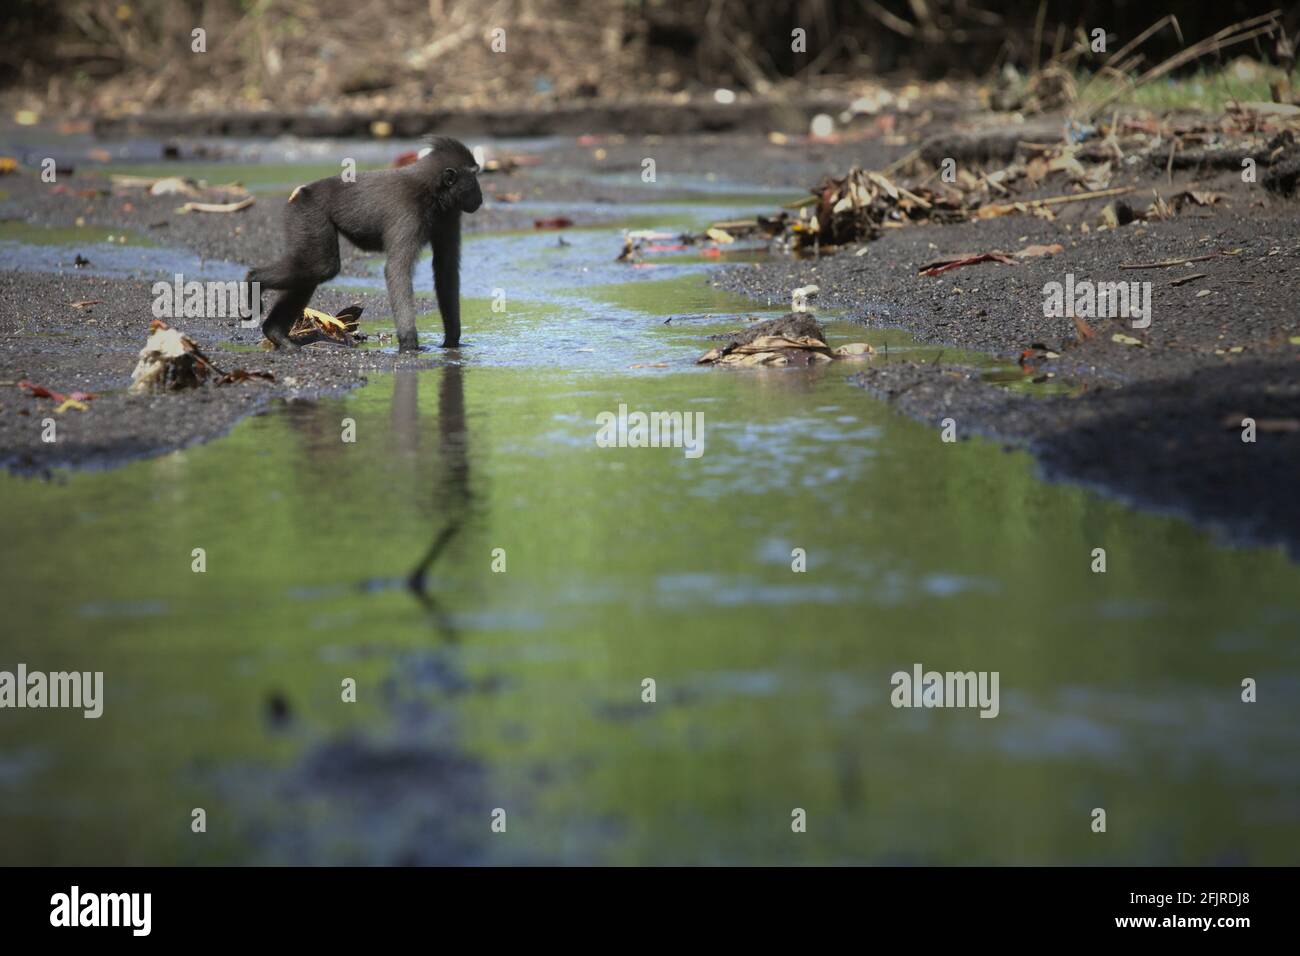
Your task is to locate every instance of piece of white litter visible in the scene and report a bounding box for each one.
[791,285,820,313]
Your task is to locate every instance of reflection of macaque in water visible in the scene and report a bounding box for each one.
[400,364,472,621]
[280,398,356,467]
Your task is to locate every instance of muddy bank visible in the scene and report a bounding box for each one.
[715,172,1300,555]
[0,270,448,473]
[844,360,1300,557]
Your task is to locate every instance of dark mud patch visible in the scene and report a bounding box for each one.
[851,359,1300,558]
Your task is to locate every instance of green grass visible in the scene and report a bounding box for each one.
[1074,63,1293,113]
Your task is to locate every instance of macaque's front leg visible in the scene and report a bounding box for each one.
[385,246,420,352]
[432,219,462,348]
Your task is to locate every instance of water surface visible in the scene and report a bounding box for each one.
[2,155,1298,865]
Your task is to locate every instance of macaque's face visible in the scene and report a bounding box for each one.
[441,164,482,214]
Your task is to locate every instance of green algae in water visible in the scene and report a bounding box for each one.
[0,220,156,248]
[103,161,388,197]
[1,361,1298,865]
[586,273,780,317]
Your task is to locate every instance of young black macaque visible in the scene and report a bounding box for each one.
[247,136,482,351]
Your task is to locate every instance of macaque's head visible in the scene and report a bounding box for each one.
[427,136,482,214]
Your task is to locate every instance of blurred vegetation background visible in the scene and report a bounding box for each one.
[1,1,1295,114]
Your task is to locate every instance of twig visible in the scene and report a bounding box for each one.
[861,0,916,38]
[1119,250,1241,269]
[1031,0,1046,76]
[1104,14,1182,69]
[408,22,478,69]
[883,147,921,177]
[978,185,1133,216]
[176,197,255,214]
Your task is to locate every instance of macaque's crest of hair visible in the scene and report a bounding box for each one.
[425,136,476,169]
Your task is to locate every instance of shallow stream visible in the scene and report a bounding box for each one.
[2,148,1298,864]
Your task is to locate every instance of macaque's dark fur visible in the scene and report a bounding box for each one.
[247,136,482,351]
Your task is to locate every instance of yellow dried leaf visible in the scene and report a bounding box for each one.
[304,307,347,330]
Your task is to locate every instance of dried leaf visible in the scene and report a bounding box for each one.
[918,251,1018,276]
[285,304,366,346]
[303,307,348,331]
[734,334,830,353]
[18,381,61,401]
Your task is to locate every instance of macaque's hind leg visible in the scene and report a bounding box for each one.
[262,286,316,349]
[246,258,297,290]
[254,198,341,349]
